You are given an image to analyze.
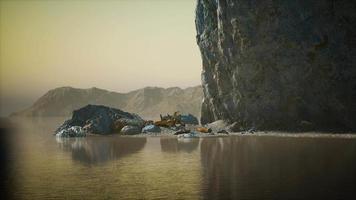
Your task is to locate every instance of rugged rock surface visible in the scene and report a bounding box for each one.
[11,86,203,120]
[56,126,86,137]
[56,105,144,135]
[196,0,356,131]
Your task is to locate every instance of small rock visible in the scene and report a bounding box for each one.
[248,127,256,133]
[170,126,179,131]
[177,132,198,138]
[142,125,161,133]
[206,120,228,132]
[180,114,199,125]
[196,127,212,133]
[121,125,142,135]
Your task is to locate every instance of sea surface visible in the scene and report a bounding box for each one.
[3,118,356,199]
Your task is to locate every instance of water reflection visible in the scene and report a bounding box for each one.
[56,136,146,165]
[8,117,356,199]
[160,137,199,153]
[200,136,356,199]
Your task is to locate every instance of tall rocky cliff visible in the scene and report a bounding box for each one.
[196,0,356,131]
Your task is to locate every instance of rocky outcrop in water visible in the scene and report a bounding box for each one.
[56,105,144,135]
[196,0,356,131]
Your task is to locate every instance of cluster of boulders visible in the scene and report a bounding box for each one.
[55,104,256,138]
[55,105,201,137]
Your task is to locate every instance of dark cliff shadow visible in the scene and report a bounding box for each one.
[160,137,199,153]
[56,136,146,165]
[199,136,356,200]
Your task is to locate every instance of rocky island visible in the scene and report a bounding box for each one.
[55,104,234,138]
[55,105,145,137]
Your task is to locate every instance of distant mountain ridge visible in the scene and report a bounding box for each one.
[11,86,203,120]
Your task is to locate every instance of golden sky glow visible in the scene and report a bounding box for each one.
[0,0,201,115]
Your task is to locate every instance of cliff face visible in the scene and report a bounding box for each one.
[196,0,356,131]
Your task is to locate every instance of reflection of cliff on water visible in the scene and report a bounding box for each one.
[200,136,356,199]
[160,137,199,153]
[56,136,146,165]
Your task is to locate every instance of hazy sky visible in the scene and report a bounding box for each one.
[0,0,202,116]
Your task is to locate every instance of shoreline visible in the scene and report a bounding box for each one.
[231,132,356,139]
[109,131,356,139]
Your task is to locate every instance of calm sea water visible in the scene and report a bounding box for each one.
[4,118,356,199]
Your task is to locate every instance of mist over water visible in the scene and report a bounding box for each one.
[3,118,356,199]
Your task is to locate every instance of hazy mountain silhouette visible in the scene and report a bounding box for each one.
[11,86,203,120]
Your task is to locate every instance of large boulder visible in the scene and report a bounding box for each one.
[56,105,144,135]
[196,0,356,131]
